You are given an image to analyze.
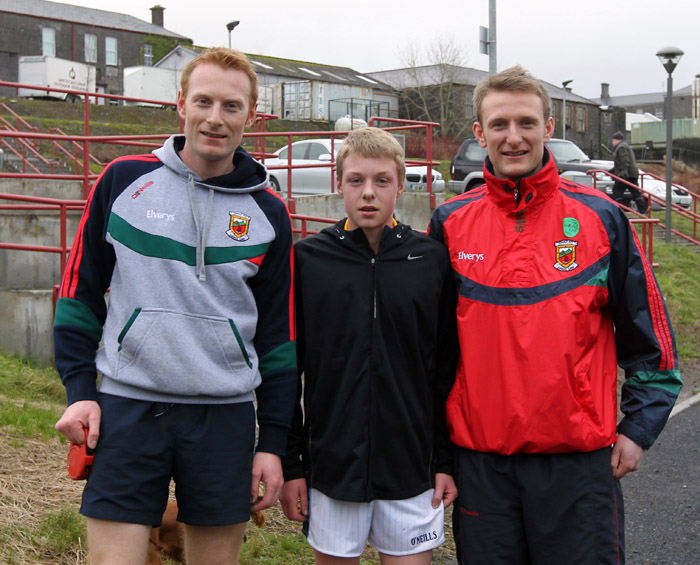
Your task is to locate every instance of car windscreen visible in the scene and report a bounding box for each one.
[546,140,591,163]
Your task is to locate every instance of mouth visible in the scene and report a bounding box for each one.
[202,131,226,139]
[359,206,378,215]
[503,150,528,157]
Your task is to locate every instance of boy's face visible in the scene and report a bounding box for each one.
[473,90,554,180]
[337,155,404,236]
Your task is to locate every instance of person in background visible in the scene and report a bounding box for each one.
[611,130,646,213]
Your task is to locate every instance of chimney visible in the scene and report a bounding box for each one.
[601,83,610,106]
[150,5,165,27]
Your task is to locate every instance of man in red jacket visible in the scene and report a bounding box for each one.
[429,66,682,564]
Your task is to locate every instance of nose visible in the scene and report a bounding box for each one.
[206,103,224,126]
[360,179,376,199]
[505,123,522,146]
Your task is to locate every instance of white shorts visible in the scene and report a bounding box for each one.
[306,488,445,558]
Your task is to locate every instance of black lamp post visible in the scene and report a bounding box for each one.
[656,46,684,242]
[226,21,240,48]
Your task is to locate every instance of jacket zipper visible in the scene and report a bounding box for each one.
[366,255,377,499]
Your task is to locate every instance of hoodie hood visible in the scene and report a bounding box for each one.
[153,134,270,281]
[153,134,269,194]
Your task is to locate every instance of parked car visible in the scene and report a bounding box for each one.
[264,138,445,195]
[448,137,614,193]
[562,168,693,211]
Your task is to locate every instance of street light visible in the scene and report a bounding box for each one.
[561,79,573,140]
[656,46,684,242]
[226,21,240,48]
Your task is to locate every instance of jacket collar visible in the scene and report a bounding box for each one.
[483,148,560,213]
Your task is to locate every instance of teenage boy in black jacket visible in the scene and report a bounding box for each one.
[280,127,459,564]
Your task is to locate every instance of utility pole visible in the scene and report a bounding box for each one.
[488,0,497,74]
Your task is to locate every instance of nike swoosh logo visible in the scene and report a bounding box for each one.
[407,254,423,260]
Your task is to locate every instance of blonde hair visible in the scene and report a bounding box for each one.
[473,65,551,124]
[336,127,405,181]
[180,47,258,109]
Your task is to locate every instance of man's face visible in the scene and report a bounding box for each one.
[337,155,403,236]
[177,63,256,178]
[611,138,622,148]
[473,90,554,180]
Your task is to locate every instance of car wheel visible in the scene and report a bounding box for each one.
[269,175,281,191]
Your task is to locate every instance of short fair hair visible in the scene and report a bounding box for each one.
[336,127,406,182]
[180,47,258,109]
[473,65,551,124]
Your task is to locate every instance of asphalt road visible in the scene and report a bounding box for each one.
[623,399,700,565]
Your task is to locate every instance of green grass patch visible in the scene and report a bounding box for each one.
[240,530,315,564]
[35,506,86,557]
[0,352,64,404]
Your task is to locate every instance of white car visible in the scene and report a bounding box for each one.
[263,138,445,195]
[638,170,693,210]
[561,167,693,211]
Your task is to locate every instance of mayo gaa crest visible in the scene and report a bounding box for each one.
[227,212,251,241]
[554,239,578,272]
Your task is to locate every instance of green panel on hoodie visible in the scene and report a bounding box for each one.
[108,212,271,265]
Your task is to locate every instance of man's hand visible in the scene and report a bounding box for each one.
[250,452,284,512]
[432,472,458,508]
[611,433,644,479]
[280,478,308,522]
[55,400,101,450]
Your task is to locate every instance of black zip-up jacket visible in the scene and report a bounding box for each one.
[282,220,459,502]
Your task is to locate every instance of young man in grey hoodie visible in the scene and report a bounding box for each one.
[54,47,296,564]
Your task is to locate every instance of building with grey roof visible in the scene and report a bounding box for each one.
[0,0,191,97]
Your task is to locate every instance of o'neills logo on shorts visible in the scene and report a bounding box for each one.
[554,239,578,271]
[411,530,438,546]
[227,212,251,242]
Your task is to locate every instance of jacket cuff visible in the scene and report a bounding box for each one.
[616,418,653,450]
[64,373,99,405]
[256,423,289,457]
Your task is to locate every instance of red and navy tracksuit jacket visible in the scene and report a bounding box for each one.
[429,149,681,455]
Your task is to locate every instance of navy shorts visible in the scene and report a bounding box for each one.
[452,447,624,564]
[80,393,256,527]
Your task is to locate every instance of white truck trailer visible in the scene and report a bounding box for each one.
[18,56,96,101]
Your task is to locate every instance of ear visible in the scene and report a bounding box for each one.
[473,121,487,147]
[396,180,404,198]
[176,90,186,122]
[245,103,258,129]
[336,178,343,196]
[543,116,555,142]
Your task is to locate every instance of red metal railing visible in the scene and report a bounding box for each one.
[586,168,699,247]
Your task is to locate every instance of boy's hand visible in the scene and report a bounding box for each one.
[433,473,458,508]
[280,478,308,522]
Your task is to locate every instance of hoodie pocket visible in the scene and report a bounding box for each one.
[115,308,258,397]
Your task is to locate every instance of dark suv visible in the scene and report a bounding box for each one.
[449,138,614,193]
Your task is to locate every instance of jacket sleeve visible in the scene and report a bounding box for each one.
[53,167,117,405]
[281,245,307,481]
[249,194,297,456]
[613,146,631,178]
[433,249,459,475]
[607,208,682,449]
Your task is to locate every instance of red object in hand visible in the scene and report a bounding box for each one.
[67,428,95,480]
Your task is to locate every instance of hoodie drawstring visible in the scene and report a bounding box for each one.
[187,174,215,282]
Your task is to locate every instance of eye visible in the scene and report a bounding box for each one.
[194,97,210,107]
[224,102,240,112]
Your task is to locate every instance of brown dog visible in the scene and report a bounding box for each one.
[146,501,266,564]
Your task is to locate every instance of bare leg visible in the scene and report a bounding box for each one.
[86,518,151,565]
[183,522,247,565]
[314,550,361,565]
[380,550,433,565]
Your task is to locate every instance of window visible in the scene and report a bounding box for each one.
[105,37,118,66]
[143,44,153,66]
[42,27,56,57]
[84,34,97,63]
[466,90,474,119]
[307,143,331,160]
[576,106,586,132]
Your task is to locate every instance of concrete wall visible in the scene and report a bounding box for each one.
[0,179,447,364]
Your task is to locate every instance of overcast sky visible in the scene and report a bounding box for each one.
[63,0,698,100]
